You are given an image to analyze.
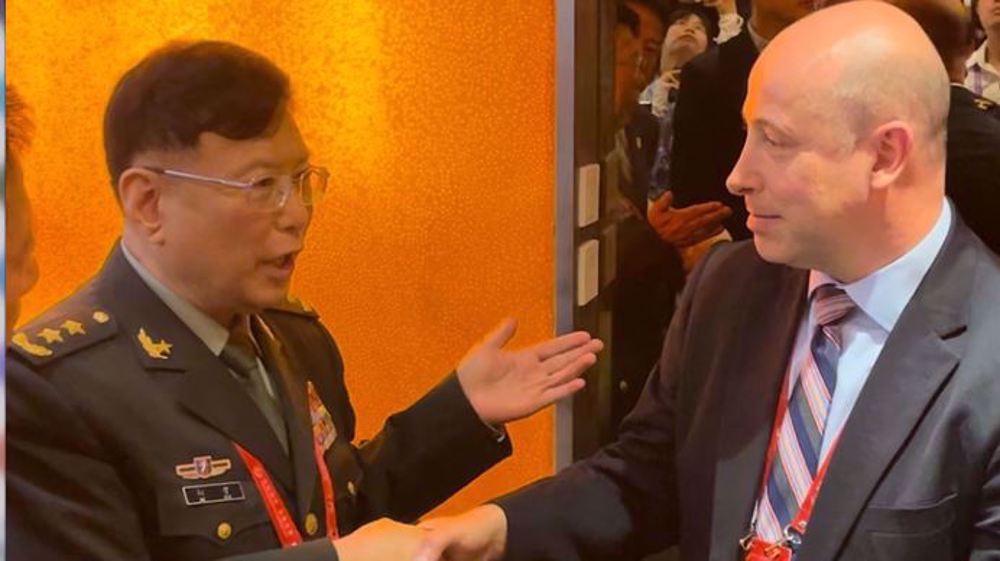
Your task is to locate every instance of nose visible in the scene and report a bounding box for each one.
[726,138,759,198]
[276,187,311,238]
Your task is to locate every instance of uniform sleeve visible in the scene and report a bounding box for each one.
[352,373,513,523]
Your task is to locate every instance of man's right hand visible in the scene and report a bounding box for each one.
[333,518,428,561]
[646,192,732,248]
[415,505,508,561]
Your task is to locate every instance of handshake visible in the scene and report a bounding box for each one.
[334,505,509,561]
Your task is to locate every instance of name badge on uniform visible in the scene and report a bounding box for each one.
[307,381,337,451]
[183,481,246,506]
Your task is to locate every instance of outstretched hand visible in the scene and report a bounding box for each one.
[456,319,603,426]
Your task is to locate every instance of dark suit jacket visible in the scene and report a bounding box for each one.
[624,105,661,211]
[499,219,1000,560]
[947,85,1000,256]
[613,105,687,427]
[7,246,511,561]
[669,28,758,240]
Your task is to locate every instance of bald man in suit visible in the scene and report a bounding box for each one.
[414,4,1000,560]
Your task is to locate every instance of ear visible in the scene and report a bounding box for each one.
[868,120,914,191]
[118,168,166,244]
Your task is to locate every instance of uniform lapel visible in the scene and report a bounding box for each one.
[254,316,318,523]
[797,227,972,561]
[95,245,294,490]
[709,265,808,560]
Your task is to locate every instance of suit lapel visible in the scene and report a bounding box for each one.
[710,264,808,559]
[254,316,318,522]
[798,227,972,561]
[96,245,295,490]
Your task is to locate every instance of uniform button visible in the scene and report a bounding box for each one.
[619,380,629,393]
[305,513,319,536]
[217,522,232,540]
[347,481,357,496]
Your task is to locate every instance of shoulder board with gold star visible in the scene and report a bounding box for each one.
[267,295,319,319]
[9,308,118,367]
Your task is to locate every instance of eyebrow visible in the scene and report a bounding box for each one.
[746,117,794,137]
[229,156,311,178]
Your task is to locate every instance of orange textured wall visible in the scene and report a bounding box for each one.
[8,0,556,515]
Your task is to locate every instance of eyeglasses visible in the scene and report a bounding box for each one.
[142,165,330,211]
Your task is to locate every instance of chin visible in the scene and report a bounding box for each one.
[752,237,797,267]
[246,285,291,313]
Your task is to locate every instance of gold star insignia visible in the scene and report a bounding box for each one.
[11,333,54,357]
[37,328,65,344]
[93,311,111,324]
[62,320,86,335]
[137,328,172,360]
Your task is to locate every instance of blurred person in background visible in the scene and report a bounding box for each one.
[6,84,40,339]
[967,0,1000,103]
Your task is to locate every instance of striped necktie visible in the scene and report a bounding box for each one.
[756,284,856,544]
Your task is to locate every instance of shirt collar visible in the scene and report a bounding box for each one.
[121,241,231,356]
[967,42,998,74]
[808,199,952,333]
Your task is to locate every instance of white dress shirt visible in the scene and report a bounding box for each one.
[785,200,952,461]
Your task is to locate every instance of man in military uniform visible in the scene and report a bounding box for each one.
[6,41,603,561]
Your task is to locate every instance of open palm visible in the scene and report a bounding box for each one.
[456,319,603,426]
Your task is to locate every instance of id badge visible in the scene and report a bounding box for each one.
[744,538,792,561]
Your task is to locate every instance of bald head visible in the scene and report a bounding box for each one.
[728,2,952,281]
[889,0,976,81]
[751,1,950,161]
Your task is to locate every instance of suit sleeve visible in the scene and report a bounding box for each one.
[6,357,340,561]
[494,244,725,561]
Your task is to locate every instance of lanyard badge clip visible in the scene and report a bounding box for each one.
[782,523,805,552]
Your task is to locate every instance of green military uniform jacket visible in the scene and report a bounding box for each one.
[7,245,511,561]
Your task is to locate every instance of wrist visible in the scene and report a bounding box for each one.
[455,371,506,438]
[478,505,509,561]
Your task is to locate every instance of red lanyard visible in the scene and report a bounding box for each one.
[747,373,841,547]
[235,438,340,548]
